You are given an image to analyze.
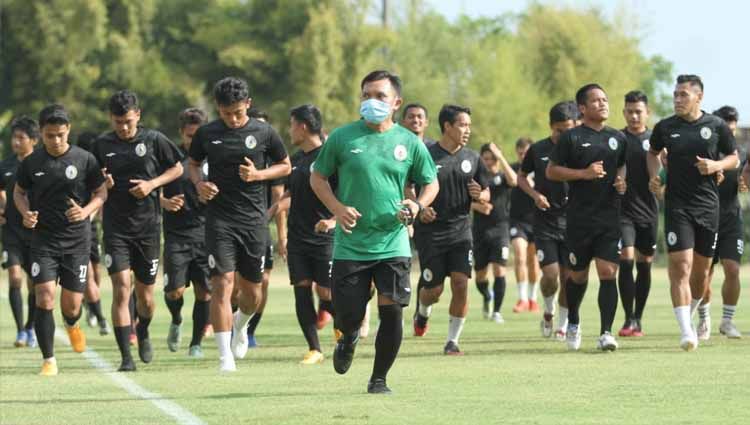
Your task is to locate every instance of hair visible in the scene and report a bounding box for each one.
[624,90,649,105]
[676,74,704,92]
[402,103,428,120]
[549,101,578,124]
[108,90,139,116]
[360,70,402,96]
[10,116,40,141]
[565,100,581,121]
[76,131,99,152]
[479,143,494,156]
[515,137,533,149]
[248,108,269,123]
[38,104,71,127]
[438,104,471,134]
[575,83,605,106]
[713,105,739,123]
[179,108,207,130]
[213,77,250,106]
[290,104,323,136]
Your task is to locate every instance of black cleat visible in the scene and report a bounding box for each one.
[138,338,153,363]
[367,378,393,394]
[443,340,463,356]
[333,337,358,375]
[118,357,136,372]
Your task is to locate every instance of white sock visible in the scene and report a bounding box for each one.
[543,295,555,314]
[698,303,711,320]
[215,331,232,359]
[43,356,56,363]
[674,306,692,337]
[528,282,538,302]
[233,310,254,331]
[722,304,737,321]
[517,281,529,302]
[557,306,569,330]
[690,298,702,317]
[418,303,432,318]
[447,315,466,344]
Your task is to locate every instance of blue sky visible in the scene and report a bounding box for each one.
[427,0,750,125]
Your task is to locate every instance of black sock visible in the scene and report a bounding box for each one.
[164,294,184,325]
[88,300,106,322]
[135,313,152,340]
[371,304,403,382]
[598,279,618,334]
[493,277,506,313]
[319,299,335,317]
[295,286,320,351]
[62,308,82,327]
[247,313,262,336]
[475,280,491,302]
[24,293,36,330]
[34,308,55,359]
[634,262,652,319]
[189,300,209,347]
[9,287,24,332]
[114,325,133,360]
[618,259,635,322]
[565,278,588,325]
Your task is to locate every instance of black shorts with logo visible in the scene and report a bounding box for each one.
[206,220,266,283]
[534,234,569,269]
[104,232,161,285]
[288,249,333,288]
[30,252,90,293]
[418,241,473,289]
[566,224,621,271]
[2,231,31,274]
[509,220,534,243]
[620,218,658,257]
[331,257,411,307]
[163,239,210,292]
[713,212,743,264]
[664,208,718,258]
[474,224,510,269]
[264,244,274,271]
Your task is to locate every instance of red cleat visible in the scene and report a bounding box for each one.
[528,300,540,313]
[413,316,428,337]
[129,332,137,347]
[316,310,333,330]
[618,326,634,337]
[512,300,530,313]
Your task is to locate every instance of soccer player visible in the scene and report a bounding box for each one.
[401,103,437,146]
[188,77,290,372]
[617,91,657,337]
[14,104,107,375]
[93,90,184,371]
[311,70,438,394]
[412,104,490,355]
[160,108,212,357]
[517,102,577,340]
[472,142,516,323]
[1,116,38,348]
[647,75,738,351]
[696,106,744,340]
[547,84,627,351]
[508,137,541,314]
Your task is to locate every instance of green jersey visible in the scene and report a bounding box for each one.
[314,120,437,260]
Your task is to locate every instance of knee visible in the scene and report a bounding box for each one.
[724,263,740,281]
[36,289,55,309]
[165,290,182,301]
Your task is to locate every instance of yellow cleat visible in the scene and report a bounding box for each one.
[300,350,324,365]
[66,324,86,353]
[334,328,343,343]
[39,360,58,376]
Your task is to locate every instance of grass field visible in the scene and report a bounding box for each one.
[2,265,750,425]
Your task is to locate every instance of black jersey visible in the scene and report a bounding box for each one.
[188,118,288,227]
[718,143,747,217]
[509,162,535,223]
[92,128,182,238]
[414,143,491,250]
[287,147,336,253]
[622,128,658,223]
[162,151,207,243]
[473,170,512,231]
[550,125,626,229]
[650,112,737,215]
[16,145,106,254]
[0,156,32,244]
[521,138,568,234]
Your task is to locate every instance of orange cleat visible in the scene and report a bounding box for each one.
[39,359,58,376]
[512,300,530,313]
[316,310,333,330]
[66,324,86,353]
[528,300,540,313]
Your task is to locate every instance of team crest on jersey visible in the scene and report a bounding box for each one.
[510,227,518,237]
[422,268,433,282]
[202,162,209,176]
[667,232,677,246]
[394,145,407,161]
[642,139,650,151]
[608,137,618,150]
[104,254,113,268]
[568,253,577,266]
[65,165,78,180]
[461,159,472,174]
[245,135,257,150]
[536,249,544,262]
[208,254,216,269]
[700,127,712,140]
[493,175,502,185]
[135,143,147,157]
[31,262,40,277]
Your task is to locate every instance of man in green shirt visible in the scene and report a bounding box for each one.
[311,70,438,394]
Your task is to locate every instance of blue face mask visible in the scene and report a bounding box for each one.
[360,99,392,124]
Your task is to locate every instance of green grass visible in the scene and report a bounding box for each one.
[2,265,750,425]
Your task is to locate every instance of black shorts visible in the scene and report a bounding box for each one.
[30,252,89,293]
[163,240,210,292]
[104,233,161,285]
[664,208,718,258]
[566,225,621,271]
[90,235,101,264]
[2,237,31,275]
[418,241,473,289]
[288,250,333,288]
[534,235,569,268]
[509,220,534,243]
[713,213,743,264]
[331,257,411,306]
[206,221,266,283]
[264,244,274,271]
[620,219,657,257]
[474,224,510,269]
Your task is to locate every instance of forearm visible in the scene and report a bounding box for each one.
[617,165,626,180]
[311,172,345,214]
[416,180,439,207]
[188,160,203,186]
[256,159,292,181]
[83,185,108,216]
[718,152,740,172]
[477,188,490,202]
[152,162,183,188]
[13,186,30,215]
[275,210,288,242]
[646,151,662,179]
[518,172,540,199]
[498,156,517,186]
[546,164,585,182]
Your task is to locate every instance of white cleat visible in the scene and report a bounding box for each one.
[697,317,711,341]
[491,312,505,324]
[541,316,553,338]
[680,334,698,352]
[597,332,618,351]
[231,312,249,359]
[219,356,237,372]
[554,329,567,342]
[566,324,581,351]
[719,320,742,339]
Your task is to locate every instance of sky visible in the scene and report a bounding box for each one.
[426,0,750,125]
